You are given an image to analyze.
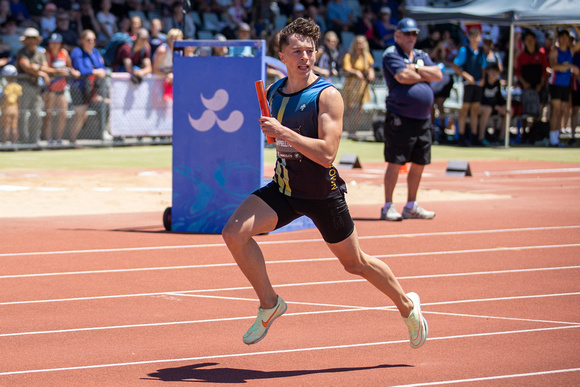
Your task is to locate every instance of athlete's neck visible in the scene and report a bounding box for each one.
[284,74,318,94]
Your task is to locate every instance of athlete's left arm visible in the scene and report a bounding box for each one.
[258,86,342,168]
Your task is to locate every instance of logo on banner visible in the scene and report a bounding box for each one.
[188,89,244,133]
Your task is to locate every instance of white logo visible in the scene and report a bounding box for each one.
[300,104,306,111]
[188,89,244,133]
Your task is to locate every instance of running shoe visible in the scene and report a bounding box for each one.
[403,292,428,349]
[402,204,435,220]
[243,295,287,345]
[380,205,403,221]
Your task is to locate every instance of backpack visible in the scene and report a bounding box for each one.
[101,32,133,67]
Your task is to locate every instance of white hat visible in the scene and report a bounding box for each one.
[20,27,42,43]
[1,64,17,76]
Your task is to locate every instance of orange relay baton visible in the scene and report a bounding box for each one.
[255,80,275,144]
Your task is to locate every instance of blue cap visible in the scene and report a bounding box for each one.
[397,18,419,33]
[47,32,63,43]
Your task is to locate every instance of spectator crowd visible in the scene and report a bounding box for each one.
[0,0,578,147]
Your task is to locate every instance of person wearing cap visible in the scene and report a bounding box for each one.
[380,17,442,221]
[230,22,253,57]
[547,26,580,147]
[292,3,306,20]
[0,64,22,145]
[212,33,229,57]
[14,27,50,144]
[375,6,397,49]
[453,27,487,146]
[42,32,80,145]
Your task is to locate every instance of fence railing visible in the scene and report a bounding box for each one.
[1,71,466,150]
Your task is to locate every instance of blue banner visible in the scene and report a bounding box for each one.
[172,54,264,233]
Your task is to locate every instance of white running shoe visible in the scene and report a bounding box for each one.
[243,296,287,345]
[403,292,428,349]
[402,204,435,219]
[380,204,403,221]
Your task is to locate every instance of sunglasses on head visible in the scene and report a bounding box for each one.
[402,31,419,37]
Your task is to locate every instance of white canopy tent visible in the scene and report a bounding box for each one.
[407,0,580,147]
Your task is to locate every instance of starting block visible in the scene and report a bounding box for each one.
[337,154,362,169]
[445,160,472,177]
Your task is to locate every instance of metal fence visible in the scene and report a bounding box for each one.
[0,72,393,151]
[0,73,112,150]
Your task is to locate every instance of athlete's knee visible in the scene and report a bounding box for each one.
[222,218,245,249]
[340,255,368,276]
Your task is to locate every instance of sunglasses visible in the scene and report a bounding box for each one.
[402,31,419,37]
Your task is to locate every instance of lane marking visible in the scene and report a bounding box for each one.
[1,292,579,337]
[1,246,579,279]
[1,225,579,258]
[1,263,579,305]
[0,325,578,376]
[391,368,580,386]
[484,167,580,175]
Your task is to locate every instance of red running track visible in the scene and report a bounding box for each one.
[1,159,579,386]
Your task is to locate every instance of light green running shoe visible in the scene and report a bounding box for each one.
[403,292,428,349]
[243,296,287,345]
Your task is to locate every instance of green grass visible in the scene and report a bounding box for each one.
[0,141,578,172]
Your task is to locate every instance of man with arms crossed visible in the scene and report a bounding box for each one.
[380,18,442,221]
[222,18,428,349]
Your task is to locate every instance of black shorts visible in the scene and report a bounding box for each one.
[434,77,454,99]
[70,87,86,106]
[383,111,432,166]
[463,84,483,103]
[549,84,571,102]
[252,181,355,244]
[571,90,580,107]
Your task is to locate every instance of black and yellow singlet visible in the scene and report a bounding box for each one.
[267,76,347,200]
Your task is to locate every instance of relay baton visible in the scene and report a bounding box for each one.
[254,80,275,144]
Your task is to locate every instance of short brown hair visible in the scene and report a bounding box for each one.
[279,17,320,51]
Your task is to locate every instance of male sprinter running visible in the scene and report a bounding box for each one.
[222,18,427,349]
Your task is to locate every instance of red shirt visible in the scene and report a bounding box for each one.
[516,48,549,88]
[112,43,150,72]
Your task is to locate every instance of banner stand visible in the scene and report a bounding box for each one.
[168,40,314,234]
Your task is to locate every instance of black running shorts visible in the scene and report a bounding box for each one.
[252,181,355,244]
[383,111,432,166]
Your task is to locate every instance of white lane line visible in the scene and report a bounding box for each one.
[0,325,578,376]
[484,167,580,175]
[1,225,579,258]
[1,246,579,279]
[1,292,579,337]
[391,368,580,386]
[2,261,580,305]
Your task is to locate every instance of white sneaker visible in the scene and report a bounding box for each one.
[380,205,403,221]
[403,292,428,349]
[402,204,435,219]
[243,296,287,345]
